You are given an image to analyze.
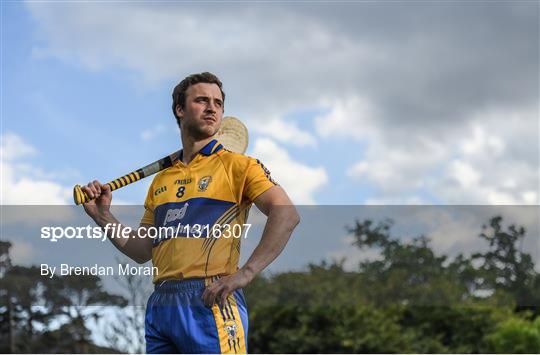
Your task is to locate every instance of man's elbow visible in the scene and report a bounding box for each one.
[287,208,301,230]
[132,250,152,264]
[134,256,152,265]
[268,202,300,230]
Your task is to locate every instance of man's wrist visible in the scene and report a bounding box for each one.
[94,211,114,228]
[239,265,257,283]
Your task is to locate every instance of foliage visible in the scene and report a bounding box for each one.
[485,316,540,353]
[249,301,410,353]
[245,215,539,353]
[0,242,126,353]
[471,216,540,310]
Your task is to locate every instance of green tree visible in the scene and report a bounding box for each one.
[0,241,15,352]
[246,263,412,353]
[471,216,539,311]
[247,215,539,353]
[0,239,127,353]
[42,274,127,353]
[486,316,540,353]
[348,219,468,306]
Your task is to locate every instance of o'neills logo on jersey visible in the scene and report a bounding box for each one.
[198,176,212,192]
[164,202,189,224]
[174,178,192,185]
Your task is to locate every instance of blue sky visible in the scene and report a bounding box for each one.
[1,1,539,267]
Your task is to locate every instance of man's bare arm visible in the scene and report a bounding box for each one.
[202,185,300,306]
[93,212,153,264]
[82,181,153,264]
[239,186,299,279]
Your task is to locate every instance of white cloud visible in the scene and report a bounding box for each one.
[339,99,538,205]
[315,96,377,140]
[433,107,538,205]
[447,160,481,189]
[23,2,538,205]
[346,129,448,196]
[411,208,485,256]
[327,234,383,271]
[1,132,37,160]
[252,119,316,147]
[251,138,328,204]
[9,240,36,265]
[461,124,505,157]
[1,132,71,204]
[522,191,538,205]
[1,133,135,207]
[24,2,536,128]
[363,196,425,205]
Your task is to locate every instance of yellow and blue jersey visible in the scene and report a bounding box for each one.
[141,139,276,283]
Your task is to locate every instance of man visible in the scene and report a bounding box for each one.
[81,72,300,353]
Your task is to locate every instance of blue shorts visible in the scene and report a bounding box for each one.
[145,277,249,354]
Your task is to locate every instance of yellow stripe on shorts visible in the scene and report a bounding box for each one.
[210,295,247,354]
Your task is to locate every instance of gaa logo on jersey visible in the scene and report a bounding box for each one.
[154,186,167,196]
[223,320,237,340]
[198,176,212,192]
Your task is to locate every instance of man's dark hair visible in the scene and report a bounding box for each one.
[171,72,225,121]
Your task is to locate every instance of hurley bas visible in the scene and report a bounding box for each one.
[40,263,158,278]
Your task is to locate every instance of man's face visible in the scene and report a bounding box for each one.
[176,83,224,140]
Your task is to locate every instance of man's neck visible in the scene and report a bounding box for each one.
[180,132,214,164]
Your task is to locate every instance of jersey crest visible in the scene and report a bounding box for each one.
[198,176,213,192]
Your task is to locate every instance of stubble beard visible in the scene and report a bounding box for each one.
[182,117,220,140]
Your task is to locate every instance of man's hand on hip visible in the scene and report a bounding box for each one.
[202,268,255,307]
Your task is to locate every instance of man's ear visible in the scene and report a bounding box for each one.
[175,105,183,119]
